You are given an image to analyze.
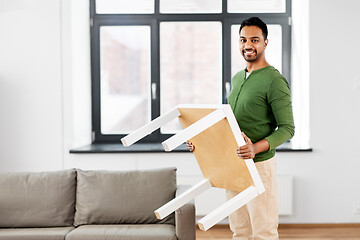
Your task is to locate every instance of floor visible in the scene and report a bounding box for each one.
[196,224,360,240]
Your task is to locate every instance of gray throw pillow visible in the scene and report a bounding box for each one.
[74,168,176,226]
[0,169,76,228]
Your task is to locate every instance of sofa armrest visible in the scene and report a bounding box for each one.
[175,185,196,240]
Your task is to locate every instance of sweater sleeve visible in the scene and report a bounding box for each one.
[265,76,295,150]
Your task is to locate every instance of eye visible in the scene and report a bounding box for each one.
[251,39,259,43]
[240,39,246,43]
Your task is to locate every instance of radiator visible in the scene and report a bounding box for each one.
[276,175,293,215]
[192,175,293,217]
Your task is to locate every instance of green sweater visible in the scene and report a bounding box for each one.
[228,66,295,162]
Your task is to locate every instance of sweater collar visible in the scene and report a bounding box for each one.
[245,65,273,76]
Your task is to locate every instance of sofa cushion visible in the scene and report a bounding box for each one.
[65,224,176,240]
[74,168,176,226]
[0,226,74,240]
[0,169,76,228]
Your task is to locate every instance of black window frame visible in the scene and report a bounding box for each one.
[90,0,292,144]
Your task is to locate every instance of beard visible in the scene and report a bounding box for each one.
[241,49,260,62]
[244,56,257,62]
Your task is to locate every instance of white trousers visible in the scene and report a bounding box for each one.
[226,156,279,240]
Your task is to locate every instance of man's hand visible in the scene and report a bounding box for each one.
[237,132,255,159]
[186,140,195,152]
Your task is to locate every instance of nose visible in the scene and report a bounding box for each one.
[244,41,253,49]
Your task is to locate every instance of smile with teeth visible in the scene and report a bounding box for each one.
[244,49,256,56]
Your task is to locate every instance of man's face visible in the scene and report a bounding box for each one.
[239,25,268,63]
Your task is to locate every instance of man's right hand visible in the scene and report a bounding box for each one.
[186,141,195,152]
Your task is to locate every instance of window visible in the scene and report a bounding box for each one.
[100,26,151,134]
[90,0,292,144]
[160,21,223,133]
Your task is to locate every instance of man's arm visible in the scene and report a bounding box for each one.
[237,132,269,159]
[238,76,294,159]
[264,76,295,150]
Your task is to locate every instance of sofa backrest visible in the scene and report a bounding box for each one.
[74,168,177,226]
[0,169,76,228]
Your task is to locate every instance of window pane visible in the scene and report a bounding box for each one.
[100,26,151,134]
[96,0,154,14]
[231,24,282,78]
[228,0,285,13]
[160,0,222,13]
[160,22,222,133]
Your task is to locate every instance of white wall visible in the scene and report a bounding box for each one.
[0,0,360,224]
[0,0,63,171]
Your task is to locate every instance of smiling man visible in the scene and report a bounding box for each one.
[226,17,295,240]
[186,16,294,239]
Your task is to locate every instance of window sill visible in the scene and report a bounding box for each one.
[70,142,312,154]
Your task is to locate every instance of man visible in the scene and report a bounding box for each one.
[187,17,294,239]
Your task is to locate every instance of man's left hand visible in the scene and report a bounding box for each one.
[237,132,255,159]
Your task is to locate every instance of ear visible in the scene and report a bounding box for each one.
[264,39,269,48]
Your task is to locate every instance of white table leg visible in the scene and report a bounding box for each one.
[244,159,265,194]
[162,108,226,151]
[197,186,258,231]
[121,107,180,147]
[154,179,212,219]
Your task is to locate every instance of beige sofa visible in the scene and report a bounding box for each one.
[0,168,195,240]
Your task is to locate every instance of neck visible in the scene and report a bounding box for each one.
[246,58,270,73]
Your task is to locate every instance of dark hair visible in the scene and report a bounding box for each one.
[239,17,268,40]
